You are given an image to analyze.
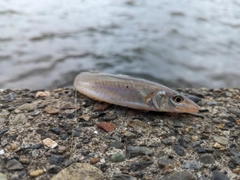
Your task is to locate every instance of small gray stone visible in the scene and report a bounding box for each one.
[173,145,185,156]
[109,141,124,149]
[6,159,24,170]
[225,92,232,97]
[160,171,195,180]
[129,161,153,171]
[126,146,153,159]
[211,171,230,180]
[231,156,240,165]
[158,157,175,168]
[0,127,9,138]
[11,113,27,126]
[183,160,201,170]
[199,154,215,164]
[110,153,125,162]
[2,92,17,102]
[32,149,39,159]
[113,173,137,180]
[49,155,65,166]
[213,136,228,146]
[228,107,240,116]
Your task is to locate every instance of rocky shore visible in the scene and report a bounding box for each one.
[0,88,239,180]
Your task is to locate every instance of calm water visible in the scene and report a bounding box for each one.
[1,0,240,89]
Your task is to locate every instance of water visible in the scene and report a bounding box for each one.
[1,0,240,89]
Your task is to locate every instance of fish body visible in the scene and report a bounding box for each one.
[74,71,200,113]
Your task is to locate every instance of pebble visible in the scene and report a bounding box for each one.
[228,107,240,116]
[49,155,65,166]
[44,106,60,114]
[160,171,194,180]
[158,157,175,168]
[99,145,108,153]
[183,160,201,170]
[126,146,153,159]
[97,122,116,132]
[211,171,230,180]
[50,127,61,135]
[2,92,17,102]
[6,159,24,170]
[231,156,240,165]
[112,173,137,180]
[43,138,58,148]
[228,148,240,157]
[36,91,51,97]
[102,114,117,121]
[109,141,124,149]
[32,149,40,159]
[93,103,109,111]
[199,154,215,164]
[17,103,35,111]
[51,163,103,180]
[0,127,9,138]
[173,145,185,156]
[0,149,4,155]
[110,153,125,162]
[11,113,27,125]
[90,157,100,164]
[58,146,67,154]
[19,157,31,165]
[129,161,153,171]
[29,169,44,177]
[32,143,42,149]
[127,119,152,134]
[213,136,229,146]
[172,120,182,128]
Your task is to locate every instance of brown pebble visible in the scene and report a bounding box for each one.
[232,167,240,174]
[43,138,58,148]
[81,113,90,121]
[93,103,109,111]
[30,169,44,177]
[90,157,100,164]
[44,106,60,114]
[97,122,116,132]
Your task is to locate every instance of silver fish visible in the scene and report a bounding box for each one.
[74,71,200,113]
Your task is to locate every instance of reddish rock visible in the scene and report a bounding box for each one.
[93,103,109,111]
[97,122,116,132]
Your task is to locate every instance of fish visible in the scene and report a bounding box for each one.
[74,71,200,113]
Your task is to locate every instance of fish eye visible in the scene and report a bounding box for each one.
[172,95,184,103]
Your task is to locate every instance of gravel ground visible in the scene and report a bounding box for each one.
[0,88,240,180]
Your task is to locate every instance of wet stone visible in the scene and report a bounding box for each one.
[5,159,24,170]
[160,171,194,180]
[112,173,137,180]
[110,153,125,162]
[129,161,153,171]
[183,160,201,170]
[109,141,124,149]
[126,146,153,159]
[49,155,65,166]
[199,154,215,165]
[173,145,185,156]
[211,171,230,180]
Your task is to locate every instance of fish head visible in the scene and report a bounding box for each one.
[152,91,200,113]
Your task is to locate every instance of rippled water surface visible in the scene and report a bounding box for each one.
[1,0,240,89]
